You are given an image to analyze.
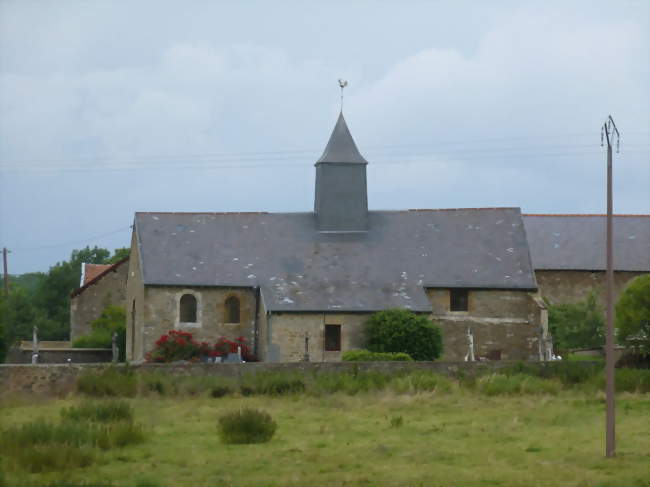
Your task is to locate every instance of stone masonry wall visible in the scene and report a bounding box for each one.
[70,260,128,340]
[427,289,542,361]
[535,270,646,307]
[140,286,257,360]
[0,361,601,397]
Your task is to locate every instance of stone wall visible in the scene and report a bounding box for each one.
[138,285,257,361]
[70,259,128,340]
[427,289,543,361]
[535,270,646,306]
[0,361,602,397]
[266,312,367,362]
[5,347,113,364]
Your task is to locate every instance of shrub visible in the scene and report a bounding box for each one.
[616,274,650,355]
[61,400,133,423]
[211,385,234,398]
[504,361,600,386]
[72,306,126,360]
[365,309,443,361]
[547,291,604,352]
[342,349,413,361]
[146,330,200,362]
[145,331,254,362]
[217,408,277,444]
[8,444,95,473]
[311,371,391,395]
[590,369,650,393]
[76,366,137,397]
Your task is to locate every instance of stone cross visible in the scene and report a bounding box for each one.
[464,328,475,362]
[112,332,119,363]
[31,326,39,364]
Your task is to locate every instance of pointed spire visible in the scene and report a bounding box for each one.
[316,112,368,165]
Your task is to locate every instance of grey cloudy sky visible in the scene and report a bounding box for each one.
[1,0,648,274]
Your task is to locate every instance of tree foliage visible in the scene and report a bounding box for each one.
[73,305,127,360]
[547,291,604,352]
[365,308,443,361]
[616,274,650,355]
[2,246,129,345]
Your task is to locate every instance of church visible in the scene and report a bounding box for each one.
[125,112,548,362]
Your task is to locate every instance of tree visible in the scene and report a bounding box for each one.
[365,308,443,361]
[616,274,650,355]
[547,291,604,352]
[0,309,7,363]
[107,247,130,264]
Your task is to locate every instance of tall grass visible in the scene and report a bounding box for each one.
[77,366,136,397]
[61,400,133,423]
[477,374,562,396]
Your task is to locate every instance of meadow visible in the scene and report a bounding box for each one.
[1,367,649,487]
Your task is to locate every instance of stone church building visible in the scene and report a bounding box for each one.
[125,113,549,362]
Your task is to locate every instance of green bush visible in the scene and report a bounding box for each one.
[342,349,413,361]
[590,369,650,393]
[365,309,443,361]
[76,366,137,397]
[0,316,7,364]
[61,400,133,423]
[616,274,650,355]
[504,361,601,386]
[7,444,95,473]
[73,305,126,361]
[547,291,604,352]
[217,408,277,444]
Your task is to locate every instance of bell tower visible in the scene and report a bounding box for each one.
[314,112,369,232]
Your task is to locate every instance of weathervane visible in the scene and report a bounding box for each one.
[338,79,348,112]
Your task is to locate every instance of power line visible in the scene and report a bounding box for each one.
[12,225,132,252]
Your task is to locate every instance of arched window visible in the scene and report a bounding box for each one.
[225,296,240,323]
[180,294,197,322]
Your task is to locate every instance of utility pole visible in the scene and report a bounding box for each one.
[2,247,8,296]
[601,115,620,458]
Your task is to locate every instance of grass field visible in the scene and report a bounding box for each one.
[1,370,649,486]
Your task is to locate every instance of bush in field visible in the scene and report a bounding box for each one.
[217,408,277,444]
[72,305,126,360]
[342,349,413,361]
[365,309,443,361]
[547,291,604,352]
[616,274,650,356]
[61,400,133,423]
[77,366,137,397]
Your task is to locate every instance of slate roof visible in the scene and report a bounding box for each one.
[135,208,537,312]
[523,214,650,271]
[316,113,368,165]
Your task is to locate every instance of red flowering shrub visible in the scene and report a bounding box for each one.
[146,330,201,363]
[213,336,253,361]
[146,331,255,362]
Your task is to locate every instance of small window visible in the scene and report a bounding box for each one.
[450,289,469,312]
[225,296,240,323]
[180,294,197,322]
[325,324,341,352]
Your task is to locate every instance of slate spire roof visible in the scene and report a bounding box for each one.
[316,112,368,165]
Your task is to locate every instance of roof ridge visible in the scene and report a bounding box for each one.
[70,256,129,298]
[524,213,650,217]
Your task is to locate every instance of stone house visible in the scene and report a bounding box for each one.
[523,214,649,306]
[69,258,129,340]
[125,113,547,362]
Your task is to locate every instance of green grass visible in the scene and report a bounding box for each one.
[1,387,648,486]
